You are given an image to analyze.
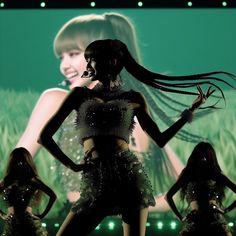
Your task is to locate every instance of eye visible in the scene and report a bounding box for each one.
[69,52,79,57]
[69,50,81,58]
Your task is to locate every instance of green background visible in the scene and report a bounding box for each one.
[0,9,236,220]
[0,9,236,91]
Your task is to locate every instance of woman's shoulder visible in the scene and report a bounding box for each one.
[41,87,69,98]
[124,90,147,104]
[36,88,70,106]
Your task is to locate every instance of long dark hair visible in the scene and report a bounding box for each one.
[85,39,235,108]
[3,147,42,203]
[180,142,225,203]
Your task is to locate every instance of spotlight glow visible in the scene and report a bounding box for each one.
[187,1,193,7]
[0,2,4,7]
[137,1,143,7]
[228,222,234,227]
[108,221,115,230]
[40,2,46,7]
[222,1,227,7]
[170,221,177,230]
[157,221,163,229]
[42,223,47,227]
[90,2,96,7]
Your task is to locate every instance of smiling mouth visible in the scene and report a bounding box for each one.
[66,72,79,80]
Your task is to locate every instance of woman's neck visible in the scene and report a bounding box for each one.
[95,80,122,92]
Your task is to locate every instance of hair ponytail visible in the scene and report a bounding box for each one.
[120,39,236,107]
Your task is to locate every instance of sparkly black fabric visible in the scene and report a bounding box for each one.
[0,182,48,236]
[185,180,224,204]
[71,150,155,223]
[2,182,37,208]
[56,111,84,192]
[180,180,231,236]
[1,212,48,236]
[180,208,231,236]
[76,99,135,144]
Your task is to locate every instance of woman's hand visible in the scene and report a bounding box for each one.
[0,212,7,220]
[189,85,215,112]
[211,203,225,214]
[0,213,14,220]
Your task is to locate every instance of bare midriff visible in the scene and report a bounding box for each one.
[190,199,218,210]
[7,206,32,215]
[82,136,129,161]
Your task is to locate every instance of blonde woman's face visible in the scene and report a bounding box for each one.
[60,48,97,89]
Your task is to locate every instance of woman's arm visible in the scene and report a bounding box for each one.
[219,173,236,213]
[134,87,210,147]
[224,201,236,214]
[16,88,68,156]
[32,177,56,219]
[165,172,186,221]
[38,87,85,171]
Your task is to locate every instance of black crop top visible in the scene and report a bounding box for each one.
[185,180,223,204]
[75,88,136,144]
[1,181,37,209]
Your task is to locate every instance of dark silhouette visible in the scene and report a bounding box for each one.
[166,142,236,236]
[39,39,234,236]
[0,147,56,236]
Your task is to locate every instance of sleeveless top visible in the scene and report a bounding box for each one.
[75,87,136,144]
[1,181,37,210]
[185,179,223,204]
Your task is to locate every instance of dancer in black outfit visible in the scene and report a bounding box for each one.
[0,147,56,236]
[39,39,235,236]
[166,142,236,236]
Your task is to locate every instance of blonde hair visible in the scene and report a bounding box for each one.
[53,12,140,63]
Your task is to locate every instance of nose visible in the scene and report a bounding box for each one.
[60,55,71,70]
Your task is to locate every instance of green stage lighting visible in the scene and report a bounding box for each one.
[170,221,177,230]
[40,2,46,7]
[157,221,163,230]
[95,224,100,230]
[90,2,95,7]
[42,223,47,228]
[138,1,143,7]
[187,1,193,7]
[108,221,115,230]
[222,1,227,7]
[228,222,234,227]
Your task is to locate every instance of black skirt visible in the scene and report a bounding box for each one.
[180,208,232,236]
[71,150,155,222]
[1,212,48,236]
